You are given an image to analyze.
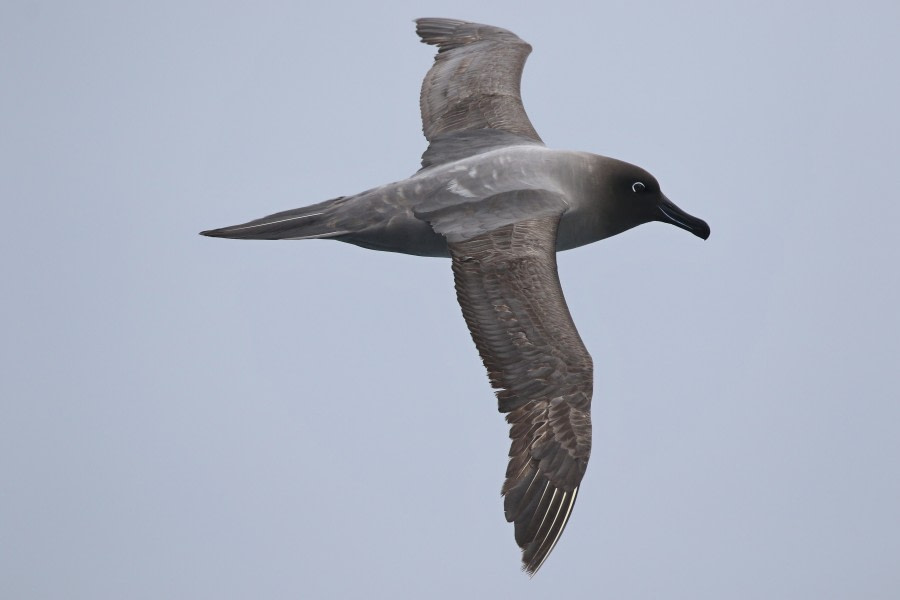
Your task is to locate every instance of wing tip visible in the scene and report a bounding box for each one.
[415,18,524,52]
[501,457,581,575]
[517,485,579,576]
[414,18,470,51]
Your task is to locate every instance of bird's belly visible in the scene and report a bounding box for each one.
[340,210,603,257]
[337,218,450,257]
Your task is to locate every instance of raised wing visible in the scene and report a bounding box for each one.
[418,129,542,171]
[432,201,593,574]
[416,18,543,144]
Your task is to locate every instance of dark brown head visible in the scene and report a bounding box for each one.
[600,157,710,240]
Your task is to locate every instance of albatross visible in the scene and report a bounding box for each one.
[201,17,710,574]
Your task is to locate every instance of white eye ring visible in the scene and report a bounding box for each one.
[632,181,646,193]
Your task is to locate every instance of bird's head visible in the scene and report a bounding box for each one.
[597,158,710,240]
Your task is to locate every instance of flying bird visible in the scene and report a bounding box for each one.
[201,17,710,574]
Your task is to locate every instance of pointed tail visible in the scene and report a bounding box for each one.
[200,197,350,240]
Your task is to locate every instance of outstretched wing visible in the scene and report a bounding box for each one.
[427,196,593,574]
[416,18,543,144]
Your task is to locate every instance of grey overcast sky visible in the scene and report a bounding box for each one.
[2,1,899,598]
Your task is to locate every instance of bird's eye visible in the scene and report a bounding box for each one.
[632,182,646,193]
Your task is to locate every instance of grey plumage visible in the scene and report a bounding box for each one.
[449,214,591,573]
[201,17,710,574]
[417,18,542,143]
[419,129,541,170]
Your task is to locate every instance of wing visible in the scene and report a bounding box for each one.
[416,18,543,144]
[434,202,593,574]
[418,129,543,171]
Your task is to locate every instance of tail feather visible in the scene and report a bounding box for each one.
[200,197,349,240]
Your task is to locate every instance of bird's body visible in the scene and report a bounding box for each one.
[202,18,709,574]
[222,146,656,256]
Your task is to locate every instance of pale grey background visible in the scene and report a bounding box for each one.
[2,1,899,598]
